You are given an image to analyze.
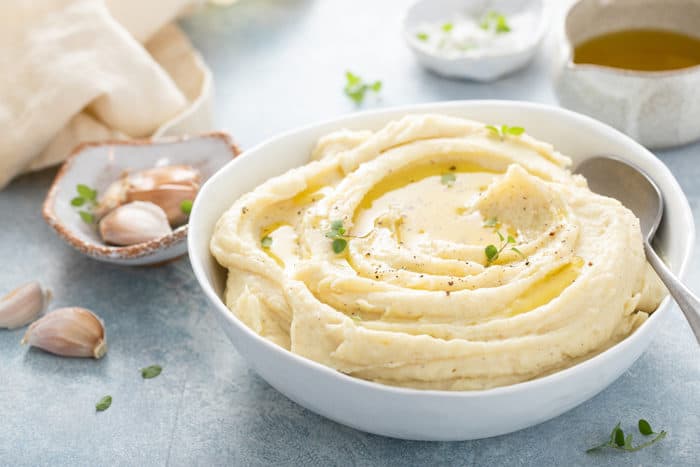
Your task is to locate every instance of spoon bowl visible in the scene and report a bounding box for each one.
[576,156,700,344]
[576,156,662,242]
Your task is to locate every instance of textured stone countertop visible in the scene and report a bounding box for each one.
[1,1,698,465]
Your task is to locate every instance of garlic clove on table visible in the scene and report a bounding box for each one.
[126,182,198,227]
[0,281,50,329]
[99,201,172,246]
[21,307,107,359]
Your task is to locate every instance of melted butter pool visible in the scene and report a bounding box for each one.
[353,162,506,247]
[506,257,583,316]
[260,223,299,268]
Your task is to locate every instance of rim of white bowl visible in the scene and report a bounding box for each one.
[189,100,695,398]
[401,0,548,60]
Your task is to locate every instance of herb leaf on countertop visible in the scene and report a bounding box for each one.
[141,365,162,379]
[96,395,112,412]
[587,420,667,453]
[638,419,654,435]
[344,71,382,105]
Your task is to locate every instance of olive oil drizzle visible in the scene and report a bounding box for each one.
[573,29,700,72]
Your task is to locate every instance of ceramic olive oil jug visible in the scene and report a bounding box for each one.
[553,0,700,148]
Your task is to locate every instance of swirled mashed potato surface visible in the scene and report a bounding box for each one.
[211,114,665,390]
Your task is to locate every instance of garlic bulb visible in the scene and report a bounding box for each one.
[126,182,198,227]
[99,201,172,246]
[0,281,50,329]
[95,165,200,220]
[21,307,107,359]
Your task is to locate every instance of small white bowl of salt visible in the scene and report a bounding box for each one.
[403,0,547,82]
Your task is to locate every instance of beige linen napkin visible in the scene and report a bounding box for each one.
[0,0,213,189]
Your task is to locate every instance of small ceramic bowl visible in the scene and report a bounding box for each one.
[188,101,694,440]
[43,133,240,266]
[402,0,546,81]
[552,0,700,148]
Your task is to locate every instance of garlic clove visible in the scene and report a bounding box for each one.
[94,165,201,219]
[126,182,199,227]
[128,165,201,192]
[21,307,107,359]
[0,281,50,329]
[94,176,130,220]
[99,201,172,246]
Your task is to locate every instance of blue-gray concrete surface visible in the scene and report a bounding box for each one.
[1,1,698,465]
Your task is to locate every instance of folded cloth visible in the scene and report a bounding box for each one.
[0,0,213,189]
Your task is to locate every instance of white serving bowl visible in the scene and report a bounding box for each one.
[188,101,694,441]
[402,0,547,81]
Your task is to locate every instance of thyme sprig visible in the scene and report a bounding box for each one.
[344,71,382,105]
[325,220,372,254]
[479,11,511,34]
[483,217,525,265]
[587,419,667,453]
[71,184,98,224]
[485,124,524,140]
[326,220,349,254]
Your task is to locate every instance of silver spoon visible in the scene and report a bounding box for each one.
[576,156,700,345]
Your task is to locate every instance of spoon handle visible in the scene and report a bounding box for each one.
[644,242,700,346]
